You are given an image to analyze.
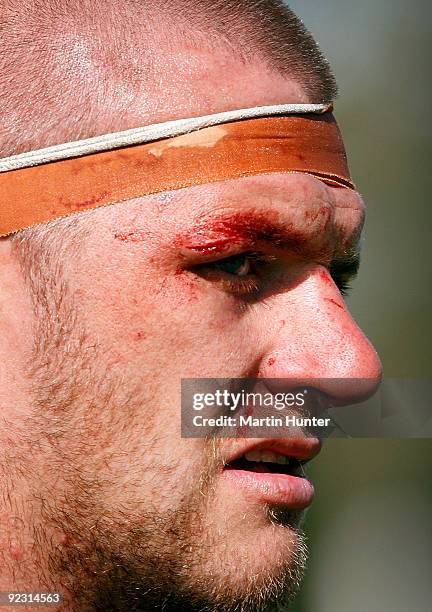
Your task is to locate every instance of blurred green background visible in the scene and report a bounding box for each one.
[286,1,432,610]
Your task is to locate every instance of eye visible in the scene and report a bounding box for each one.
[212,254,252,277]
[192,251,273,296]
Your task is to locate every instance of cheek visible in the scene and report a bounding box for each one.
[70,245,256,376]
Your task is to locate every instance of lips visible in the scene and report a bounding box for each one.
[221,437,320,509]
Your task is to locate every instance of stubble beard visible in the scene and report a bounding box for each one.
[19,255,308,611]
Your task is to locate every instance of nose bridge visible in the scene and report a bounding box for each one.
[262,266,382,402]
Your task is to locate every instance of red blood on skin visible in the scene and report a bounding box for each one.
[297,203,331,226]
[268,357,276,367]
[176,210,305,253]
[9,540,23,561]
[174,268,198,301]
[184,281,198,301]
[134,331,146,341]
[114,229,148,242]
[183,237,234,255]
[304,208,321,223]
[174,213,288,302]
[181,283,198,302]
[319,269,332,285]
[325,297,344,310]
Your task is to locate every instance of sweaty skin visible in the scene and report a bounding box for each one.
[0,38,381,612]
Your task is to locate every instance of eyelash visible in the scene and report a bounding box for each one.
[193,252,355,298]
[329,261,358,297]
[334,279,352,297]
[193,251,272,296]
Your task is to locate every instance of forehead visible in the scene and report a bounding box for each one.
[59,38,310,142]
[116,47,309,126]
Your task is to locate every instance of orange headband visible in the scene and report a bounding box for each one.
[0,112,353,237]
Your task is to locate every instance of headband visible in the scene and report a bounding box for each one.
[0,103,354,237]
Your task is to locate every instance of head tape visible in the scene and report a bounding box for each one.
[0,104,353,237]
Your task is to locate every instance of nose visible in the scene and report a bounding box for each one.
[260,266,382,406]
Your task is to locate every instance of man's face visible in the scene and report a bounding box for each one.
[19,51,381,610]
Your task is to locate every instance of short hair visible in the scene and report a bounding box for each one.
[0,0,337,157]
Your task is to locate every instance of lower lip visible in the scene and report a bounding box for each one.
[222,469,315,509]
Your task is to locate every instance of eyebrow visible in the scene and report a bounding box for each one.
[179,211,312,251]
[177,208,362,267]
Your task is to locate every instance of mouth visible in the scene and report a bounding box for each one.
[222,438,320,509]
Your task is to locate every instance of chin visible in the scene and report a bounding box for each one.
[184,527,308,612]
[196,496,308,603]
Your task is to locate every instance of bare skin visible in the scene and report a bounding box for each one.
[0,32,381,612]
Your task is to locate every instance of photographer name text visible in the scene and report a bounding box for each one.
[192,415,331,428]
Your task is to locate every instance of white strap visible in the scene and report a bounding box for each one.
[0,103,331,172]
